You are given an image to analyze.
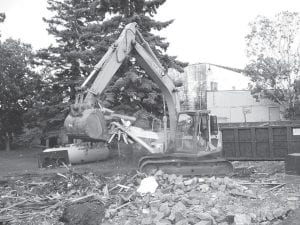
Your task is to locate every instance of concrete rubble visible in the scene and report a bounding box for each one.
[104,170,300,225]
[1,162,300,225]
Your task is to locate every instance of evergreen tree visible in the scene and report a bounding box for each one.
[40,0,186,131]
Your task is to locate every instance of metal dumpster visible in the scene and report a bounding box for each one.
[221,125,300,160]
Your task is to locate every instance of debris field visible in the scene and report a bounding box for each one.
[0,162,299,225]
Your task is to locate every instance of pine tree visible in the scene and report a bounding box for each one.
[40,0,186,131]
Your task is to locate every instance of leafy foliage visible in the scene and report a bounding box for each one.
[0,39,38,150]
[0,13,5,22]
[245,11,300,118]
[0,12,5,37]
[40,0,186,131]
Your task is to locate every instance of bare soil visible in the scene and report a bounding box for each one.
[61,202,105,225]
[278,207,300,225]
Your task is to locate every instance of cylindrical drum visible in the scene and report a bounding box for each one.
[64,108,107,141]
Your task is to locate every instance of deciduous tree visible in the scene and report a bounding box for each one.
[245,11,300,118]
[0,39,38,150]
[0,12,5,37]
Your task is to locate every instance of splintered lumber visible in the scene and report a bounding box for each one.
[0,200,27,213]
[229,190,257,199]
[263,183,286,194]
[239,182,284,186]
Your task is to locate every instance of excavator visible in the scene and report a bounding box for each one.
[59,22,233,176]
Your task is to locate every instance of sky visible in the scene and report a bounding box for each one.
[0,0,300,89]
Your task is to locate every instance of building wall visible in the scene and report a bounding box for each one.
[207,90,284,123]
[206,65,250,91]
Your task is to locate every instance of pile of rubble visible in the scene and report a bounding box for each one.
[0,165,299,225]
[104,171,299,225]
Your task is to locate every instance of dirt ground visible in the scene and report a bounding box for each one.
[0,145,147,178]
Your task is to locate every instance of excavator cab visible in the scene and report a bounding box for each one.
[138,110,233,176]
[175,111,213,153]
[175,110,219,153]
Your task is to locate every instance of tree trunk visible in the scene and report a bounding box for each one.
[5,132,11,151]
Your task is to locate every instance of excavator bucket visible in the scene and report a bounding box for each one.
[64,108,108,141]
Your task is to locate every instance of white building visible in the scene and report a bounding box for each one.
[207,90,284,123]
[169,63,285,123]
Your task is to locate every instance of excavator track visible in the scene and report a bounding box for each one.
[138,154,233,176]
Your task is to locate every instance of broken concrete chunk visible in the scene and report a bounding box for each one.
[187,215,201,224]
[159,202,171,217]
[272,208,285,219]
[142,208,150,214]
[183,178,194,186]
[154,211,165,221]
[194,220,212,225]
[198,184,210,192]
[137,176,158,194]
[218,222,229,225]
[207,199,216,208]
[172,201,187,213]
[207,176,216,182]
[156,219,172,225]
[234,214,252,225]
[222,177,232,185]
[174,188,185,195]
[210,207,221,218]
[244,189,254,195]
[198,178,205,183]
[287,196,299,201]
[190,199,201,205]
[174,212,185,223]
[167,174,177,183]
[123,218,139,225]
[174,177,184,186]
[154,170,164,177]
[183,177,198,186]
[175,218,190,225]
[197,212,214,221]
[141,217,153,225]
[218,184,226,192]
[210,181,219,190]
[188,191,202,200]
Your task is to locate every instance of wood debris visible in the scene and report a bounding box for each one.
[0,162,299,225]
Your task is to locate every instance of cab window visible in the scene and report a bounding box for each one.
[177,114,194,135]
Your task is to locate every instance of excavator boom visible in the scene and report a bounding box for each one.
[64,22,179,141]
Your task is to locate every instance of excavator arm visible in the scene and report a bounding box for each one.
[64,22,179,141]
